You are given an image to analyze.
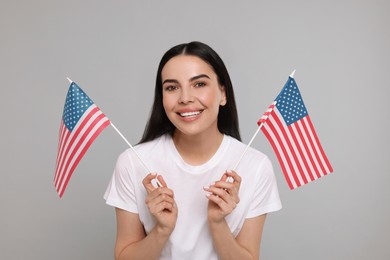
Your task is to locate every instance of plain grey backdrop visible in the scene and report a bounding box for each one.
[1,0,389,259]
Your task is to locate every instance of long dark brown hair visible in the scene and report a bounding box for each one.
[139,41,241,143]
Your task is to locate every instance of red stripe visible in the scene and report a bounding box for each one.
[54,126,71,183]
[306,116,333,173]
[55,122,65,173]
[301,117,326,174]
[269,112,301,187]
[56,112,106,193]
[261,125,294,189]
[257,103,276,125]
[295,120,321,179]
[54,106,100,188]
[288,124,315,182]
[273,110,308,184]
[59,120,110,198]
[57,121,64,152]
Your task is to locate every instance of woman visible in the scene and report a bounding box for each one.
[104,41,282,260]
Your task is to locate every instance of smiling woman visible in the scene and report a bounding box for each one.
[104,41,282,260]
[161,55,227,140]
[141,41,242,143]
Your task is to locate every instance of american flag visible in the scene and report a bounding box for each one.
[54,82,110,197]
[259,76,333,189]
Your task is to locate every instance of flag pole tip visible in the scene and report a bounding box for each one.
[66,77,73,83]
[290,69,296,78]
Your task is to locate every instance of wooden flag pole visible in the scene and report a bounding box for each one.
[230,101,276,172]
[290,69,296,78]
[66,77,162,187]
[109,122,152,173]
[228,69,296,181]
[232,123,264,171]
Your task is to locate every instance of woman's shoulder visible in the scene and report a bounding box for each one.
[115,135,169,169]
[226,135,269,162]
[226,136,275,186]
[120,134,170,159]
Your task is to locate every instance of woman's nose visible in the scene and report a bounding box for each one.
[178,87,194,104]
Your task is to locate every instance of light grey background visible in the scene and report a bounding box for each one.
[1,0,389,259]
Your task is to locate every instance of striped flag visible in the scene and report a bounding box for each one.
[54,82,110,197]
[259,76,333,189]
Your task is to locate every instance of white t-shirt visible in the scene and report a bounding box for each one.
[104,134,282,260]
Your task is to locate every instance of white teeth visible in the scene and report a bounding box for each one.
[180,111,201,117]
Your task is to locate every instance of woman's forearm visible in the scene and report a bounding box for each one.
[116,226,171,260]
[208,219,254,260]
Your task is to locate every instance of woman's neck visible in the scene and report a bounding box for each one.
[172,130,224,166]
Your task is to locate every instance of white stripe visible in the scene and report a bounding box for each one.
[55,105,100,186]
[55,105,101,188]
[54,122,67,183]
[290,123,317,181]
[56,122,65,164]
[261,107,274,120]
[303,117,331,174]
[264,117,298,188]
[296,119,323,178]
[55,108,104,192]
[301,118,324,175]
[273,109,312,184]
[57,115,109,194]
[270,111,304,186]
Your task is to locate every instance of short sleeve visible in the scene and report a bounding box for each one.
[104,151,139,213]
[246,156,282,218]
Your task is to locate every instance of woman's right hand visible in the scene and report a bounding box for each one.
[143,173,178,236]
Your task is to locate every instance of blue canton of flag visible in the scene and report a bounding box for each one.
[275,78,307,125]
[54,82,110,198]
[63,84,94,131]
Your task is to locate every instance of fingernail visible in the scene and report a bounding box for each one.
[203,185,210,190]
[151,172,157,176]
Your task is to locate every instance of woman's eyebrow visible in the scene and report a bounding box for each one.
[190,74,210,82]
[162,74,210,85]
[162,79,179,85]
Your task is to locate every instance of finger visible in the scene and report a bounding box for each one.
[212,180,234,190]
[206,193,235,213]
[147,191,175,208]
[156,174,167,187]
[206,186,228,198]
[204,185,231,202]
[225,170,241,182]
[143,173,158,193]
[226,172,241,202]
[225,170,242,190]
[212,181,240,203]
[146,186,175,202]
[150,200,175,214]
[212,181,237,196]
[205,182,240,205]
[220,173,228,182]
[146,188,176,214]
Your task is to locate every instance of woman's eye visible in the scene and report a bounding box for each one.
[165,85,178,91]
[195,82,206,88]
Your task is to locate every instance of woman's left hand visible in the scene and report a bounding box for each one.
[204,170,241,223]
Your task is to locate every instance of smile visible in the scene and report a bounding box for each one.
[178,110,203,117]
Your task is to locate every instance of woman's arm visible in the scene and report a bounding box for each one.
[114,208,172,260]
[208,214,266,260]
[114,173,177,260]
[205,170,266,260]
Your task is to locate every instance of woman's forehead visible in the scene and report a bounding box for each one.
[161,55,216,81]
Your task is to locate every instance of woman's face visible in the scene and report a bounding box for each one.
[161,55,226,138]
